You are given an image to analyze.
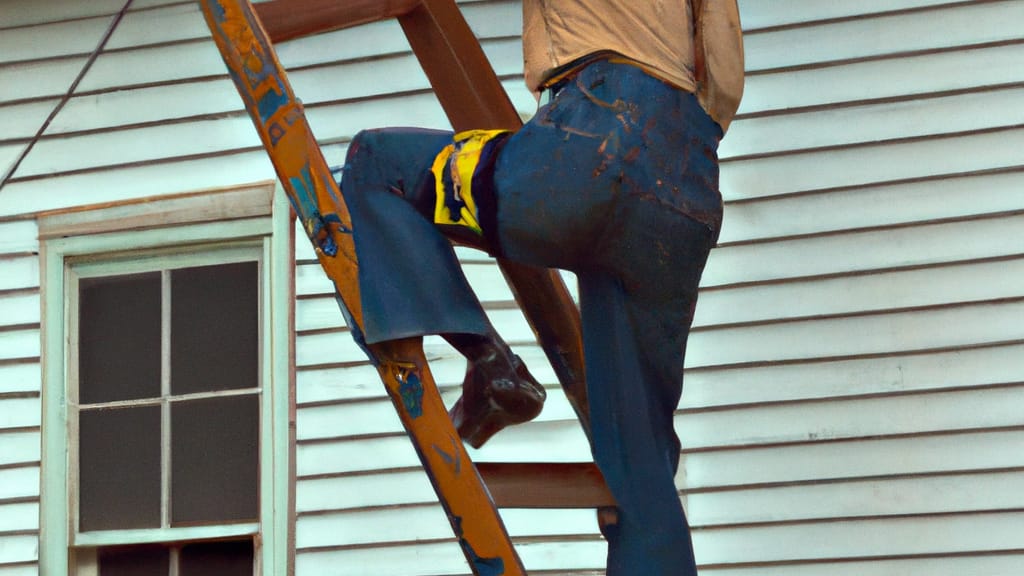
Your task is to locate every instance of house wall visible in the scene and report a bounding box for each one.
[0,220,42,575]
[686,2,1024,573]
[1,0,1023,574]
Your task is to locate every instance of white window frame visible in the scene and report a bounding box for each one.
[38,184,293,575]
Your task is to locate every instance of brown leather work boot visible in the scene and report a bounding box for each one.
[449,348,546,448]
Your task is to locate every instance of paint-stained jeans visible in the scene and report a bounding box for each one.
[340,59,722,576]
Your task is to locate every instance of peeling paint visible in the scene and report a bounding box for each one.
[452,515,506,576]
[432,436,463,475]
[396,368,424,418]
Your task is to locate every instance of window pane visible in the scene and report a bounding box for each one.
[80,406,161,531]
[171,395,258,525]
[79,273,161,403]
[98,544,169,576]
[179,540,254,576]
[171,262,258,395]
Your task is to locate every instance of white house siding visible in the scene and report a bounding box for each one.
[683,1,1024,574]
[0,220,42,574]
[295,1,1024,574]
[2,0,1024,575]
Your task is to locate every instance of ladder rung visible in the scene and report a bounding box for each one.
[254,0,419,42]
[476,462,615,509]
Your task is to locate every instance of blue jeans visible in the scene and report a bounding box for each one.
[341,59,722,575]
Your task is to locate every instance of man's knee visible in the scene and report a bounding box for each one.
[347,127,450,165]
[346,128,387,167]
[344,128,452,190]
[343,128,408,197]
[343,128,438,219]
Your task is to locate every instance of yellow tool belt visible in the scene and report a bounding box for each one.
[431,129,511,240]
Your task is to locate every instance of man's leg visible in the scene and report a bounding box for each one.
[579,118,718,568]
[341,128,544,445]
[341,128,489,343]
[488,64,720,570]
[576,267,700,576]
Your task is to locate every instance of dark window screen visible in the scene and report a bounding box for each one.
[77,259,260,551]
[97,544,170,576]
[79,406,161,531]
[79,273,162,404]
[171,395,259,525]
[171,262,258,395]
[179,540,254,576]
[95,540,254,575]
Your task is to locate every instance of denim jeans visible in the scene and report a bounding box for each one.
[340,59,722,575]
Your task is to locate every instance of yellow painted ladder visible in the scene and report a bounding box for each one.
[200,1,614,573]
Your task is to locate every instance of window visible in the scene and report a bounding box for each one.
[70,255,261,573]
[39,185,292,575]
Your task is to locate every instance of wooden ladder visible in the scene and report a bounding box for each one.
[200,1,614,573]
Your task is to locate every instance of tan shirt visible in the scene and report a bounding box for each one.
[522,0,745,131]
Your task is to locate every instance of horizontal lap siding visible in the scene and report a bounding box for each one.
[3,0,1023,574]
[0,222,41,574]
[683,0,1024,573]
[0,0,527,216]
[296,0,1024,573]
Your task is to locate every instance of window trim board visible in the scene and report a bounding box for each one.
[38,184,293,575]
[36,181,277,241]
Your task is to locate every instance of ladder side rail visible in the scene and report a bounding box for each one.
[200,2,527,574]
[253,0,594,437]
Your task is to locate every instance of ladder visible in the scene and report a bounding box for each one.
[200,1,614,574]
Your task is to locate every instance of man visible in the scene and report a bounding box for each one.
[339,1,744,573]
